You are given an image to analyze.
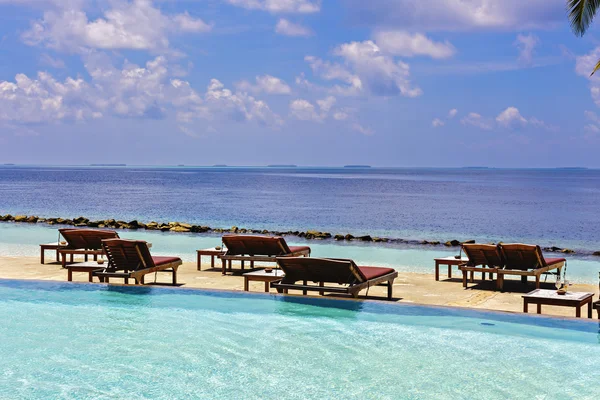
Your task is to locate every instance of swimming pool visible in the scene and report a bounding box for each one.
[0,280,598,399]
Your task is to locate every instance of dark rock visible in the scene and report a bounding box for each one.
[561,248,575,254]
[358,235,372,242]
[146,222,159,230]
[429,241,440,245]
[445,240,461,247]
[26,216,38,223]
[344,234,354,240]
[170,226,190,232]
[334,234,344,241]
[262,230,269,234]
[593,251,600,257]
[239,228,247,233]
[87,221,100,227]
[73,216,89,225]
[230,226,238,233]
[14,215,28,222]
[462,239,476,244]
[0,214,13,221]
[298,232,306,237]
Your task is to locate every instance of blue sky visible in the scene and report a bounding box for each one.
[0,0,599,167]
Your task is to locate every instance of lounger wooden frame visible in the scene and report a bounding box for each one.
[58,228,119,268]
[459,244,504,289]
[271,257,398,300]
[220,235,310,275]
[93,239,181,285]
[496,244,565,291]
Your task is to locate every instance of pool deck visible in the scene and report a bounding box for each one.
[1,255,598,318]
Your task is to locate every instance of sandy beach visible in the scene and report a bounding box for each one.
[2,255,597,318]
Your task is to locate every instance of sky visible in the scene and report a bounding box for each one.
[0,0,600,167]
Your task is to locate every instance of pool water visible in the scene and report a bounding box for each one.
[0,280,599,399]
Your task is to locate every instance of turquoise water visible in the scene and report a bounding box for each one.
[2,222,599,284]
[0,280,598,399]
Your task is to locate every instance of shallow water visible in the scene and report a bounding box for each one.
[0,280,598,399]
[2,222,599,284]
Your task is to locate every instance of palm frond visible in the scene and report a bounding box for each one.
[591,58,600,76]
[567,0,600,36]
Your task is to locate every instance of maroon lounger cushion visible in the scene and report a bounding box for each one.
[358,266,396,280]
[151,256,181,267]
[289,245,311,254]
[544,257,566,266]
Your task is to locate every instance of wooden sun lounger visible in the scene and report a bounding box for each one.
[93,239,182,285]
[272,257,398,300]
[496,244,565,291]
[220,235,310,275]
[58,228,119,268]
[459,244,504,289]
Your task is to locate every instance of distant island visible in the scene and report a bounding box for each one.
[90,164,126,167]
[344,165,371,168]
[213,164,228,167]
[267,165,297,168]
[462,166,490,169]
[556,167,588,170]
[177,164,185,167]
[3,163,15,166]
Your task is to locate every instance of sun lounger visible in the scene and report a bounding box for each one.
[220,235,311,275]
[58,228,119,268]
[271,257,398,300]
[496,244,565,291]
[93,239,181,285]
[459,244,504,288]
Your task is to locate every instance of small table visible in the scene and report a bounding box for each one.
[196,248,226,271]
[243,269,285,292]
[434,256,468,281]
[522,289,594,318]
[65,261,106,282]
[39,242,67,264]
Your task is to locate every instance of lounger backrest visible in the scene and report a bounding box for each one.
[222,235,291,256]
[276,257,365,284]
[101,239,155,272]
[462,244,504,267]
[59,228,119,250]
[499,243,546,270]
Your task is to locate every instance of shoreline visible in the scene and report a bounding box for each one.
[1,255,597,319]
[0,215,585,256]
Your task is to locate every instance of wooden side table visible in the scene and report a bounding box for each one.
[196,248,226,270]
[39,242,67,264]
[434,256,468,281]
[65,261,105,282]
[243,269,285,292]
[522,289,594,318]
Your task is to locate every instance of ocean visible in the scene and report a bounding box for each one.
[1,165,599,282]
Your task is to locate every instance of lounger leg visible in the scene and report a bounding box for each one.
[303,280,307,296]
[55,249,59,262]
[172,269,177,285]
[221,259,226,275]
[67,269,73,282]
[140,275,145,285]
[211,255,215,269]
[448,264,451,278]
[228,260,232,271]
[319,281,324,296]
[497,274,503,291]
[537,304,542,314]
[250,261,254,269]
[88,271,93,283]
[241,260,245,270]
[70,254,73,263]
[435,261,440,281]
[588,302,592,318]
[93,254,97,261]
[469,271,474,283]
[462,271,467,288]
[197,253,201,271]
[61,253,67,269]
[387,280,394,300]
[124,277,129,285]
[535,275,540,289]
[521,275,527,284]
[40,247,45,264]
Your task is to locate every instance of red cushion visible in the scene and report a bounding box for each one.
[544,257,566,267]
[358,266,396,280]
[288,245,311,254]
[151,256,181,267]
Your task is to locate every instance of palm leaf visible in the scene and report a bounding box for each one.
[567,0,600,36]
[592,59,600,75]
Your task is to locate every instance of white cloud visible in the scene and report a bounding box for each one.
[373,31,455,59]
[275,18,312,37]
[316,96,335,112]
[352,123,374,136]
[225,0,320,14]
[0,55,282,130]
[432,118,445,127]
[333,111,348,120]
[461,112,493,130]
[448,108,458,118]
[236,75,291,94]
[22,0,212,53]
[39,53,65,68]
[343,0,564,31]
[576,47,600,107]
[496,106,527,128]
[289,99,321,121]
[515,33,539,65]
[304,41,421,98]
